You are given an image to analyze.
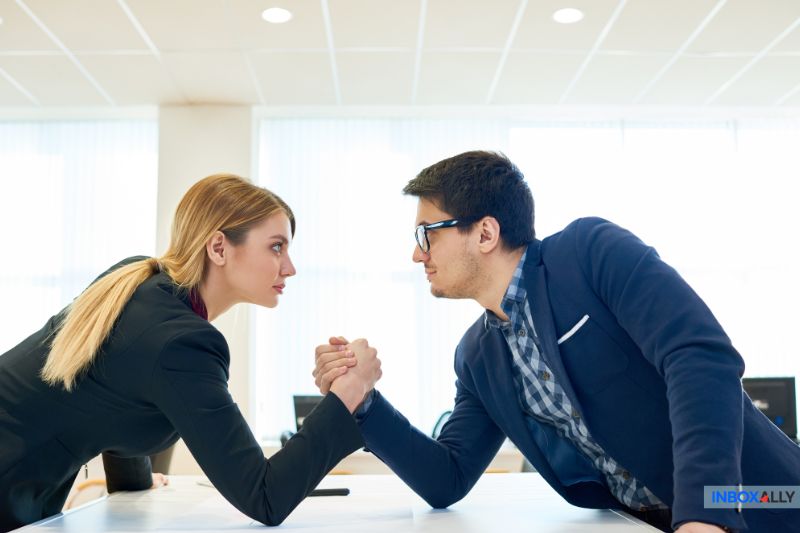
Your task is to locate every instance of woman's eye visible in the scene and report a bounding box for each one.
[271,242,283,254]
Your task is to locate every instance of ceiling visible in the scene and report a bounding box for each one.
[1,0,800,108]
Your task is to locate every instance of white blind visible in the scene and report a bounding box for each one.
[0,120,158,354]
[253,117,800,440]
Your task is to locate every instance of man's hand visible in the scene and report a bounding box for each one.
[316,337,381,413]
[151,473,169,489]
[313,336,356,394]
[675,522,726,533]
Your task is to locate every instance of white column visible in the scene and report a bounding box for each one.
[157,105,256,474]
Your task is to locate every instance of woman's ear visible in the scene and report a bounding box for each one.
[206,231,227,266]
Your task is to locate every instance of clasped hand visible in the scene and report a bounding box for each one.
[313,337,381,413]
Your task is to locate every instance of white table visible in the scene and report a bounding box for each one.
[18,474,660,532]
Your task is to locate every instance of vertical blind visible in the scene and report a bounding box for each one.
[0,120,158,354]
[253,117,800,441]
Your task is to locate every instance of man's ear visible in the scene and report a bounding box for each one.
[477,216,502,253]
[206,231,227,266]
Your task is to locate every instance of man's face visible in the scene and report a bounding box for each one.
[412,198,481,299]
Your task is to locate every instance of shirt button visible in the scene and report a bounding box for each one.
[541,371,551,381]
[571,409,580,420]
[518,328,526,337]
[622,471,631,481]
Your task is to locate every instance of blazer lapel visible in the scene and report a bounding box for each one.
[475,321,563,489]
[522,244,584,418]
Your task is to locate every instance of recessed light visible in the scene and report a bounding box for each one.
[262,7,292,24]
[553,8,584,24]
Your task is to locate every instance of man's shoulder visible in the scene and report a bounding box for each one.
[453,313,496,372]
[543,217,617,244]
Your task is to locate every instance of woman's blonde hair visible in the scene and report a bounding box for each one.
[42,173,294,391]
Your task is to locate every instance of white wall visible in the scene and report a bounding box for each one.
[157,105,256,474]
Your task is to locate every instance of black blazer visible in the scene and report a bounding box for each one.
[0,257,363,532]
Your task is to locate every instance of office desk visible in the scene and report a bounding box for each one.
[17,474,659,532]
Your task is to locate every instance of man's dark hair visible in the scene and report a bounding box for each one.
[403,150,535,248]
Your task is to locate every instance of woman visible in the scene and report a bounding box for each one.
[0,174,380,532]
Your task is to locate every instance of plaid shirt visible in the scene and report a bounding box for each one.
[485,250,667,511]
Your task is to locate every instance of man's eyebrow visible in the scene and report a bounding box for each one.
[416,220,429,226]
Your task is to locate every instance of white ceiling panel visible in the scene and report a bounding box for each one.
[565,54,667,105]
[0,0,59,50]
[640,56,750,105]
[492,52,585,104]
[425,0,519,49]
[162,51,259,104]
[330,0,419,48]
[337,52,414,104]
[223,0,327,50]
[77,54,184,105]
[0,69,36,105]
[513,0,619,51]
[249,51,336,105]
[126,0,239,52]
[0,55,108,105]
[602,0,720,52]
[416,51,500,104]
[1,0,800,108]
[780,87,800,105]
[23,0,147,51]
[688,0,800,53]
[772,24,800,52]
[713,56,800,105]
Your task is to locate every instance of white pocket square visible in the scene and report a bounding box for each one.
[557,314,590,345]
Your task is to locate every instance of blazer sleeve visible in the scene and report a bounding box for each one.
[574,217,746,531]
[358,378,506,509]
[102,454,152,493]
[150,328,364,526]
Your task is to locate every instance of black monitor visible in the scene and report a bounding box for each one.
[742,377,797,440]
[293,395,323,431]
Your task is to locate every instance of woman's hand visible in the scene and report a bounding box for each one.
[315,337,381,413]
[151,473,169,489]
[313,336,356,394]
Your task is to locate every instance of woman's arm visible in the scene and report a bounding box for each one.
[101,453,152,492]
[150,328,364,526]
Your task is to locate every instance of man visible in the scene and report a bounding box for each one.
[314,151,800,532]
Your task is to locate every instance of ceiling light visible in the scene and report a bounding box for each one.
[262,7,292,24]
[553,8,584,24]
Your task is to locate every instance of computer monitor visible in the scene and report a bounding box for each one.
[742,377,797,440]
[293,395,323,431]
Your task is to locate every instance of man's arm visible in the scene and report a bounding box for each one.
[576,217,745,532]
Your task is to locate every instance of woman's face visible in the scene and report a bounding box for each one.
[224,212,296,308]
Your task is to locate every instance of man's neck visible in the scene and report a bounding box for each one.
[475,247,526,321]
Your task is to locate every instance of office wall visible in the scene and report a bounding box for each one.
[157,105,255,474]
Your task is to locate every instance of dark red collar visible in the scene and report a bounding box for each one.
[188,288,208,321]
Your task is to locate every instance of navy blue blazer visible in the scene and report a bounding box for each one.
[358,217,800,532]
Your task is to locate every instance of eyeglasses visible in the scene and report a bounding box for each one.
[414,218,476,253]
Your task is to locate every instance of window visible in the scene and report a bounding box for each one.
[252,117,799,440]
[0,120,158,354]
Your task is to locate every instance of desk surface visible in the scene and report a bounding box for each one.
[19,474,659,532]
